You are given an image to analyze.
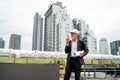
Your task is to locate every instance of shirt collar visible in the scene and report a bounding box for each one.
[72,39,78,43]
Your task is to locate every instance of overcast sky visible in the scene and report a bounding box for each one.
[0,0,120,50]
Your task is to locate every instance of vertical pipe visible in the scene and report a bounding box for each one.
[93,65,96,78]
[83,64,86,80]
[114,65,116,80]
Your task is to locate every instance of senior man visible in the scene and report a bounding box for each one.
[64,29,89,80]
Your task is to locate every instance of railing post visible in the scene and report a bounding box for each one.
[83,64,86,80]
[114,65,117,80]
[93,65,96,79]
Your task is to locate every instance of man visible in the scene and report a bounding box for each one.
[64,29,89,80]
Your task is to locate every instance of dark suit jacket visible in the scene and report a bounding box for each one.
[65,40,89,65]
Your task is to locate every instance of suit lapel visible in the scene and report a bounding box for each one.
[77,40,79,51]
[69,41,72,55]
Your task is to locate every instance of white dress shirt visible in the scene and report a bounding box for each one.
[71,40,77,57]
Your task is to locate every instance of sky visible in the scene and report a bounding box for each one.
[0,0,120,51]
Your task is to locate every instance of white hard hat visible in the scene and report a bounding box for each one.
[70,29,79,34]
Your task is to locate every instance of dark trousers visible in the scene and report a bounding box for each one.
[64,57,82,80]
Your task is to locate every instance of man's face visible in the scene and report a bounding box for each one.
[71,33,78,41]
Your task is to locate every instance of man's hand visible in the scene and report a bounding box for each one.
[66,37,70,45]
[79,53,84,57]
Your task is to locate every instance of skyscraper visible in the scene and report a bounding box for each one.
[110,40,120,55]
[32,12,43,51]
[99,38,109,54]
[83,30,97,54]
[72,19,97,54]
[9,34,21,50]
[44,2,72,52]
[118,47,120,55]
[72,19,89,40]
[0,38,5,48]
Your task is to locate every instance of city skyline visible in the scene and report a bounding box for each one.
[0,0,120,50]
